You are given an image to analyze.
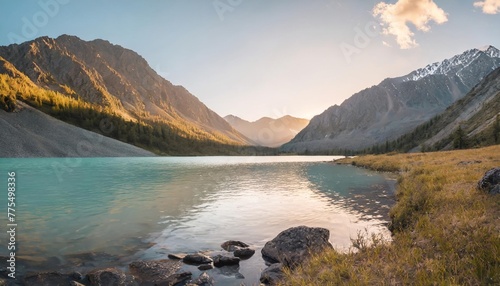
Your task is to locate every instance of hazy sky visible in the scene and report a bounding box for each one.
[1,0,499,121]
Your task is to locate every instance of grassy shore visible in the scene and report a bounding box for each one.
[281,145,500,285]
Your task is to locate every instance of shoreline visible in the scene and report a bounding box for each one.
[281,145,500,285]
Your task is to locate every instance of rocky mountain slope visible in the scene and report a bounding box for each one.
[0,102,154,157]
[224,115,309,147]
[283,46,500,153]
[397,66,500,152]
[0,35,251,150]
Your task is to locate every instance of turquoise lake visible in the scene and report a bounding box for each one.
[0,156,395,285]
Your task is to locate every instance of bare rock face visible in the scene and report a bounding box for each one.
[261,226,333,268]
[478,167,500,194]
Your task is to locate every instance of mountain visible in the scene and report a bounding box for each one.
[376,66,500,153]
[0,35,252,155]
[224,115,309,147]
[0,102,154,157]
[282,45,500,153]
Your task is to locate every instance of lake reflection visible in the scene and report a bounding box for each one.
[0,156,395,285]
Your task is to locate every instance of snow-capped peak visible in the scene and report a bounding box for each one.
[402,45,500,82]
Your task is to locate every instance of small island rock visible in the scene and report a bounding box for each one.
[183,254,213,265]
[233,247,255,259]
[221,240,249,251]
[212,255,240,267]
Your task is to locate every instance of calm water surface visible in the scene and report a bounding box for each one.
[0,156,395,285]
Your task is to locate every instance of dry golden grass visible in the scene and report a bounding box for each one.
[281,145,500,285]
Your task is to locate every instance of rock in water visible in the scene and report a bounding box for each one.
[221,240,249,251]
[478,167,500,194]
[156,271,192,286]
[87,268,127,286]
[23,272,71,286]
[234,247,255,259]
[261,226,333,268]
[167,253,186,260]
[190,272,215,286]
[212,255,240,267]
[129,260,182,284]
[182,254,213,265]
[260,263,284,285]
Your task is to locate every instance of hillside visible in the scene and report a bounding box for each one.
[0,102,154,157]
[364,66,500,153]
[282,46,500,153]
[0,35,252,156]
[224,115,309,147]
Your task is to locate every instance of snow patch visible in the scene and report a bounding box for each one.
[402,46,500,82]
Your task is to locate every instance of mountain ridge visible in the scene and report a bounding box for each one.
[0,35,254,155]
[283,45,500,153]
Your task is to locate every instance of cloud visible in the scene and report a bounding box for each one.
[373,0,448,49]
[474,0,500,14]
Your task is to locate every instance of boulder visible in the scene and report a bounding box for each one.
[221,240,249,251]
[129,259,182,284]
[182,254,213,265]
[233,247,255,259]
[260,263,284,285]
[23,272,71,286]
[478,167,500,194]
[261,226,333,268]
[87,268,127,286]
[212,255,240,267]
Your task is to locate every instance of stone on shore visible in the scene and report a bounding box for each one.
[478,167,500,194]
[261,226,333,268]
[260,263,284,286]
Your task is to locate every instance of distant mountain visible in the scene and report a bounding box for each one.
[224,115,309,147]
[380,66,500,153]
[0,35,252,155]
[282,46,500,153]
